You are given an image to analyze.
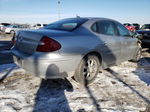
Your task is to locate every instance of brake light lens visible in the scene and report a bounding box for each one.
[36,36,61,52]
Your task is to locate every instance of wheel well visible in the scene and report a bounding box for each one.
[85,52,102,64]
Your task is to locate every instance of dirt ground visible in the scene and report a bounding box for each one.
[0,32,13,41]
[0,33,150,112]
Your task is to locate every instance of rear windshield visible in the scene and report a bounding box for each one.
[43,18,88,31]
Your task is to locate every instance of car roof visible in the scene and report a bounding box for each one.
[66,17,119,23]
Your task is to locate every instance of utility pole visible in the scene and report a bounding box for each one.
[58,1,61,20]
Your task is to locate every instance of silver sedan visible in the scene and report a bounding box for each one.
[11,17,141,85]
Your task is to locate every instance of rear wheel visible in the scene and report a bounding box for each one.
[74,54,100,85]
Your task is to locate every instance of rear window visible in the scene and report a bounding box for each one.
[43,18,88,31]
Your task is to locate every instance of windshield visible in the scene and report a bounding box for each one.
[43,18,88,31]
[141,24,150,30]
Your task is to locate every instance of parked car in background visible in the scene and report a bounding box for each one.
[12,17,141,85]
[141,24,150,30]
[124,23,136,32]
[132,23,140,30]
[0,23,11,32]
[136,24,150,45]
[4,25,28,34]
[31,24,47,29]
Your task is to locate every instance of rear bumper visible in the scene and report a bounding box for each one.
[12,50,81,79]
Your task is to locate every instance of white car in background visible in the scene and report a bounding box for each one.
[5,25,28,34]
[30,24,47,29]
[0,23,11,32]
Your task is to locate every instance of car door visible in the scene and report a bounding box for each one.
[115,22,138,61]
[92,20,122,65]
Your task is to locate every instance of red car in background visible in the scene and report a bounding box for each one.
[123,23,136,32]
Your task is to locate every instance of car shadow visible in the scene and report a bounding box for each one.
[33,78,73,112]
[33,60,103,112]
[134,57,150,86]
[84,80,101,112]
[33,63,73,112]
[106,68,150,104]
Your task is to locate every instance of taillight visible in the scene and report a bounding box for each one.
[36,36,61,52]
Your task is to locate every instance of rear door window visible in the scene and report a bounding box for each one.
[115,22,130,37]
[98,21,117,36]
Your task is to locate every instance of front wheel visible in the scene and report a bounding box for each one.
[132,46,142,62]
[74,54,101,85]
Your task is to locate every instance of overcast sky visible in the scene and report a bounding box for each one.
[0,0,150,24]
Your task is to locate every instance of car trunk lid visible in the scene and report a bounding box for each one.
[14,30,44,55]
[13,29,73,55]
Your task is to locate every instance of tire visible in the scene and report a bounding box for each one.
[132,46,142,62]
[10,30,15,34]
[74,54,101,85]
